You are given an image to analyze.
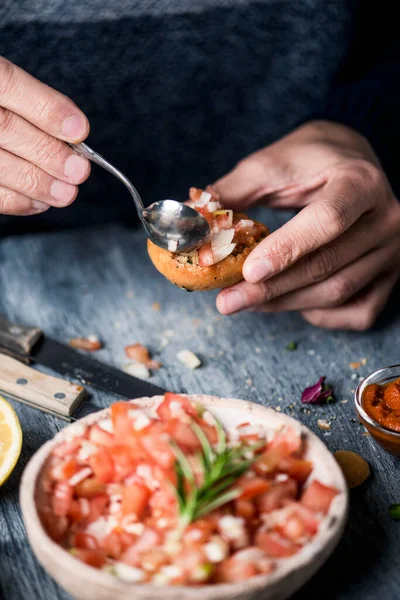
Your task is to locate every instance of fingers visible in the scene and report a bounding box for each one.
[244,244,398,313]
[0,107,90,184]
[243,168,377,284]
[0,56,89,142]
[301,271,399,331]
[0,186,49,216]
[238,210,396,305]
[0,149,78,208]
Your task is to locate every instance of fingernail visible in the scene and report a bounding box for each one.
[50,180,77,205]
[61,114,88,140]
[218,289,247,314]
[244,257,273,283]
[32,200,49,213]
[64,154,90,183]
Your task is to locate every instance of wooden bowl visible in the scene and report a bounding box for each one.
[20,395,348,600]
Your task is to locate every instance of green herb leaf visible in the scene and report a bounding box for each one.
[389,504,400,520]
[172,413,260,526]
[286,341,298,351]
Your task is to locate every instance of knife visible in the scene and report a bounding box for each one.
[0,315,165,420]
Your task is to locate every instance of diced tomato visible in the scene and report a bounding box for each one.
[87,495,109,522]
[213,211,231,231]
[72,548,106,568]
[198,243,214,267]
[121,483,150,518]
[40,510,68,542]
[285,501,320,536]
[268,426,302,459]
[257,479,298,513]
[255,529,299,557]
[167,419,201,450]
[121,528,161,566]
[275,512,307,542]
[175,547,208,575]
[183,519,214,545]
[301,480,338,514]
[140,433,175,469]
[139,549,169,572]
[52,482,73,517]
[108,445,136,481]
[156,393,198,421]
[277,457,313,484]
[75,477,106,498]
[71,532,98,550]
[88,448,114,483]
[101,530,123,559]
[253,449,281,476]
[50,458,80,481]
[236,477,270,500]
[200,421,218,445]
[111,401,135,441]
[88,423,114,447]
[149,486,178,521]
[67,499,84,523]
[189,187,203,202]
[234,221,264,245]
[235,498,255,520]
[215,555,258,583]
[52,436,85,458]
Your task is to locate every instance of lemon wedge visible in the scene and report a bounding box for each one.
[0,395,22,486]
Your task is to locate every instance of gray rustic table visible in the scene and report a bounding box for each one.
[1,213,400,600]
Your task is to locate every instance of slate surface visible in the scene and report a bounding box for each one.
[0,212,399,600]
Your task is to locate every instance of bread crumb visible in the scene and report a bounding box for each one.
[349,358,368,369]
[177,350,202,370]
[317,419,331,431]
[152,302,161,311]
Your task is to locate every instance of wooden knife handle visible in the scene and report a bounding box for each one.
[0,354,87,417]
[0,315,43,358]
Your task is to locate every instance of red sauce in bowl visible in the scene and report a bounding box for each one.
[362,378,400,433]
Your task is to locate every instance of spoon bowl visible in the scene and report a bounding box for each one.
[69,143,210,253]
[143,200,210,252]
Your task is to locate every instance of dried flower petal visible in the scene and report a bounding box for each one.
[301,377,333,404]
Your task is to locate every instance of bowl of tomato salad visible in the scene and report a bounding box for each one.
[355,365,400,457]
[21,394,348,600]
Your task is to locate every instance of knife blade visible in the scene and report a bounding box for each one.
[0,315,165,419]
[32,337,165,398]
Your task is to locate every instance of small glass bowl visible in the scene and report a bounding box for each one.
[355,364,400,458]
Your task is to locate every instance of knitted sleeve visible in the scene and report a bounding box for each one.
[313,0,400,197]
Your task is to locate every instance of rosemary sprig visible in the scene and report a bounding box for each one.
[171,414,263,526]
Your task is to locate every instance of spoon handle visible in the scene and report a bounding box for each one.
[69,142,145,213]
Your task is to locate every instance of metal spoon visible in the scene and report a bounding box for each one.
[69,142,210,253]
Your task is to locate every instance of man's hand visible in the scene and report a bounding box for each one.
[214,121,400,330]
[0,56,90,216]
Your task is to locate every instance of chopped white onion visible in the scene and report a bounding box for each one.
[167,240,178,252]
[207,201,222,212]
[211,243,236,263]
[236,219,254,229]
[176,349,202,369]
[194,191,212,207]
[234,547,265,563]
[68,467,92,487]
[123,362,151,380]
[211,228,235,247]
[113,563,146,583]
[97,418,114,434]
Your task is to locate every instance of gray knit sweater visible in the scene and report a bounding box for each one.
[0,0,399,234]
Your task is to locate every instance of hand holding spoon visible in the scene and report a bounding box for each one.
[69,143,210,253]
